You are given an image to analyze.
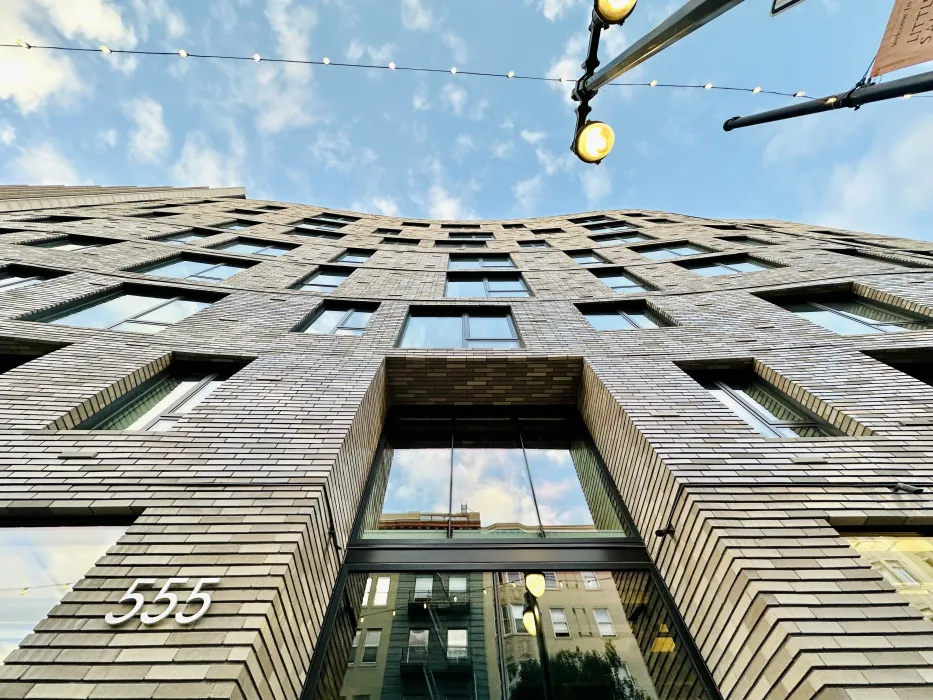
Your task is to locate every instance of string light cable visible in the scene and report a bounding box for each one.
[1,40,903,101]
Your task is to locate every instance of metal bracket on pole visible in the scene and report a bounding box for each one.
[570,8,607,153]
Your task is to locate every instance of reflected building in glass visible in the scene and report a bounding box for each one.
[1,186,933,700]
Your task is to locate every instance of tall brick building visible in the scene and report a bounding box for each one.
[0,184,932,700]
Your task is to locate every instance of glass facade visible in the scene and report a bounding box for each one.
[445,274,531,298]
[314,570,713,700]
[1,526,126,663]
[359,413,629,539]
[399,311,520,349]
[684,258,774,276]
[304,306,375,335]
[593,271,650,294]
[583,307,664,331]
[448,256,514,270]
[0,271,47,292]
[161,231,212,244]
[44,292,212,333]
[592,233,651,246]
[142,257,250,282]
[845,535,933,622]
[639,245,708,261]
[216,240,295,256]
[782,299,932,335]
[301,269,352,293]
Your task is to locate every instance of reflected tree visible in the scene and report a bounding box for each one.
[508,642,653,700]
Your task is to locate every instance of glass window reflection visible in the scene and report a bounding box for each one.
[1,526,126,663]
[361,413,629,540]
[46,293,211,333]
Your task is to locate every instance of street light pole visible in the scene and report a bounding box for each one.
[584,0,748,92]
[525,590,554,700]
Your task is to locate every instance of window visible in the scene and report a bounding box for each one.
[160,231,213,244]
[214,239,296,257]
[383,237,419,245]
[518,240,549,249]
[591,232,650,246]
[399,310,521,349]
[414,576,433,600]
[584,221,637,232]
[780,298,932,335]
[302,305,375,335]
[445,273,530,298]
[832,249,927,268]
[447,630,468,661]
[373,576,390,606]
[362,577,372,606]
[447,232,492,240]
[80,364,237,430]
[503,223,526,229]
[544,572,559,589]
[550,608,570,637]
[594,608,615,637]
[697,374,836,438]
[406,629,429,663]
[580,304,666,331]
[292,226,343,240]
[335,249,373,264]
[313,212,360,224]
[582,571,600,590]
[448,576,467,594]
[139,256,252,282]
[435,240,486,248]
[845,535,933,623]
[361,630,381,663]
[41,290,214,334]
[215,220,255,230]
[501,572,524,584]
[299,268,352,293]
[0,266,57,292]
[349,630,360,664]
[504,604,527,634]
[448,255,513,269]
[683,257,776,276]
[570,251,607,266]
[375,228,400,235]
[719,235,772,246]
[29,236,111,251]
[442,223,480,229]
[531,227,563,235]
[637,243,709,260]
[569,214,615,225]
[360,411,629,539]
[0,525,127,663]
[402,221,431,228]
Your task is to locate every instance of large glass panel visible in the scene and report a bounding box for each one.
[315,570,714,700]
[728,260,769,272]
[50,294,163,329]
[308,309,349,334]
[147,259,213,279]
[93,376,190,430]
[691,264,733,277]
[1,526,126,663]
[783,303,879,335]
[0,274,43,292]
[845,535,933,623]
[135,299,209,325]
[597,273,647,292]
[446,279,487,298]
[821,300,929,331]
[468,315,514,340]
[400,315,464,348]
[217,242,263,255]
[585,312,638,331]
[640,248,679,261]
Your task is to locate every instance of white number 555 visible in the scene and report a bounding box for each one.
[104,577,220,626]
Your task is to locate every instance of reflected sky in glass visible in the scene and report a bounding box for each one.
[1,526,125,663]
[51,294,161,328]
[452,448,537,531]
[400,315,463,348]
[525,449,594,529]
[381,448,451,517]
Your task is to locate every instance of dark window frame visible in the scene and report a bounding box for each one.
[397,309,522,349]
[781,296,933,334]
[299,304,377,335]
[681,256,777,276]
[569,250,608,266]
[579,303,667,331]
[444,272,531,298]
[333,249,375,264]
[590,232,652,246]
[25,235,114,251]
[0,265,63,292]
[292,226,344,240]
[591,268,652,293]
[297,267,354,293]
[158,230,215,244]
[213,238,298,257]
[383,237,420,246]
[446,231,493,240]
[447,255,514,270]
[135,255,254,282]
[435,240,487,249]
[517,240,549,249]
[633,242,710,259]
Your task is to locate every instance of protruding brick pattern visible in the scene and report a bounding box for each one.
[0,186,931,699]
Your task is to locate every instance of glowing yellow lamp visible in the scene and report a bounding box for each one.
[574,121,615,164]
[522,607,537,636]
[525,572,547,598]
[595,0,637,23]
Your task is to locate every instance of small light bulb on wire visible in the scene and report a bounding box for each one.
[704,83,713,89]
[450,66,457,74]
[323,57,330,65]
[253,53,261,62]
[388,62,396,70]
[649,79,657,87]
[903,93,913,99]
[752,86,761,93]
[794,91,805,98]
[178,49,188,58]
[16,39,31,49]
[100,45,112,54]
[507,70,515,78]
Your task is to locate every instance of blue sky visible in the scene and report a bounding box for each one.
[2,0,932,240]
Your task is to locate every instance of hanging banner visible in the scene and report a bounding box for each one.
[871,0,933,77]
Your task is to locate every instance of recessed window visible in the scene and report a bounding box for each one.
[441,223,480,229]
[298,268,352,293]
[399,309,521,349]
[435,240,486,248]
[704,223,742,231]
[335,249,374,264]
[0,525,128,663]
[0,266,61,293]
[361,630,381,663]
[550,608,571,637]
[406,629,429,662]
[214,220,255,231]
[502,223,526,229]
[719,235,772,247]
[832,248,927,268]
[229,208,265,216]
[402,221,431,228]
[159,230,213,244]
[569,214,615,225]
[448,255,513,270]
[591,232,651,246]
[582,571,600,590]
[374,228,400,235]
[301,304,376,335]
[314,212,360,224]
[447,231,492,240]
[844,534,933,623]
[592,269,651,293]
[79,363,241,430]
[531,227,563,235]
[580,303,666,331]
[569,250,607,266]
[372,576,390,606]
[38,289,216,334]
[292,226,343,240]
[636,243,709,260]
[682,256,776,276]
[694,372,837,438]
[593,608,616,637]
[518,240,549,249]
[28,236,112,251]
[447,629,468,662]
[138,256,252,282]
[779,296,932,335]
[584,220,636,232]
[25,215,87,224]
[383,237,419,246]
[868,352,933,386]
[445,273,530,298]
[448,576,467,594]
[214,239,297,257]
[257,204,286,211]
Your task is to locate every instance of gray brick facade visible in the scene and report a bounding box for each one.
[0,186,932,699]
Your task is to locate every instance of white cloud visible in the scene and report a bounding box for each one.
[131,0,186,38]
[513,176,544,212]
[97,129,118,148]
[171,131,245,188]
[529,0,580,20]
[372,197,400,216]
[310,130,378,172]
[456,134,476,152]
[547,33,587,101]
[10,143,80,185]
[815,115,933,240]
[123,97,170,164]
[424,184,477,220]
[520,130,546,144]
[401,0,434,30]
[412,86,431,111]
[346,39,365,62]
[491,141,515,159]
[580,165,611,204]
[440,84,469,116]
[0,123,15,147]
[441,32,468,64]
[345,40,396,64]
[536,147,575,176]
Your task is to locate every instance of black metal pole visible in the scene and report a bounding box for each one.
[724,69,933,131]
[527,590,554,700]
